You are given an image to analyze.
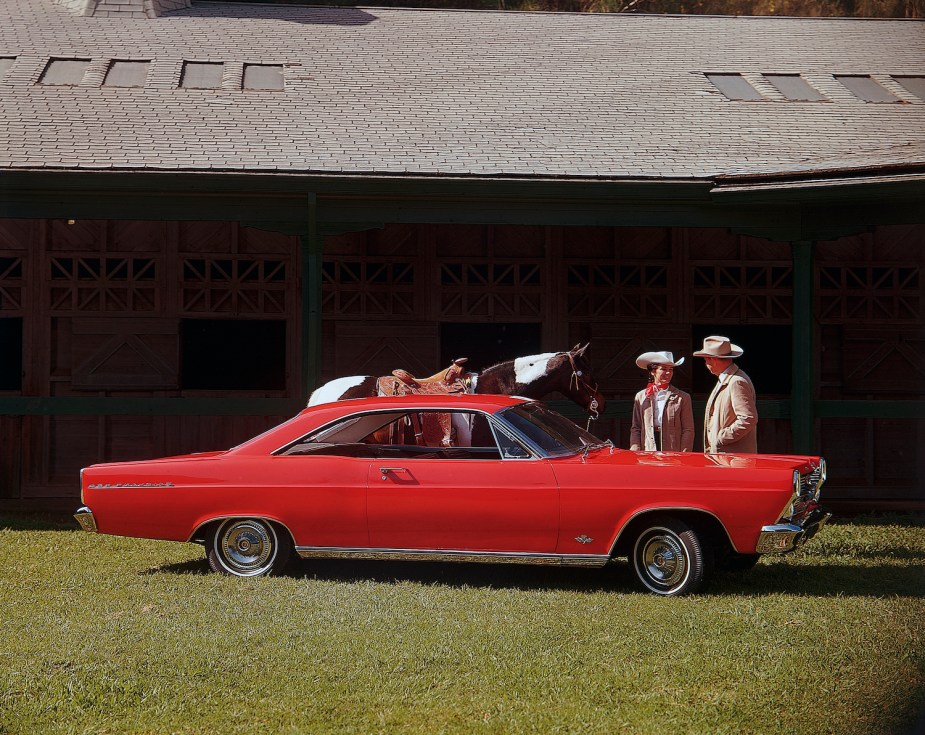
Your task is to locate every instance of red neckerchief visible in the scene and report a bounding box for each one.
[645,383,670,398]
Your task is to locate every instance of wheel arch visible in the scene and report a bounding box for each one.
[188,514,295,547]
[610,507,735,559]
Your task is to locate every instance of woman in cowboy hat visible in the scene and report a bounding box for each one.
[630,351,694,452]
[693,336,758,454]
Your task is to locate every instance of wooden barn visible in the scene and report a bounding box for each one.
[0,0,923,511]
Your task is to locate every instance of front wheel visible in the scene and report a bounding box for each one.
[631,518,712,596]
[207,518,292,577]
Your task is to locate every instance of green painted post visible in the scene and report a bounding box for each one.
[300,194,322,406]
[791,239,815,453]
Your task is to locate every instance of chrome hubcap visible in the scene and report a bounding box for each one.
[219,520,274,575]
[641,533,686,587]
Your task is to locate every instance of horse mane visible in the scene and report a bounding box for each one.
[478,356,514,376]
[479,350,561,377]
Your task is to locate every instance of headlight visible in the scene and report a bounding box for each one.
[815,458,827,500]
[777,470,801,521]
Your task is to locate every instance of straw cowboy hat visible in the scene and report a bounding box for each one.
[635,351,685,369]
[692,336,744,359]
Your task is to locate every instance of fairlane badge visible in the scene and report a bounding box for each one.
[575,535,594,544]
[88,482,174,489]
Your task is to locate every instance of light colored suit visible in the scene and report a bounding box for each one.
[704,365,758,453]
[630,385,695,452]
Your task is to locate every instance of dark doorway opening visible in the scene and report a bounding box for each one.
[691,325,792,397]
[0,317,22,391]
[440,323,542,372]
[181,319,286,391]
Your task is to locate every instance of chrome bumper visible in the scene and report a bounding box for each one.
[756,507,831,554]
[74,506,98,533]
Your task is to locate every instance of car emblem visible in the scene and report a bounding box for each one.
[87,482,175,489]
[575,534,593,544]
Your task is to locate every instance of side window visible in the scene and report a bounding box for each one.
[277,409,524,460]
[492,426,532,459]
[361,412,419,447]
[364,410,484,451]
[364,410,506,459]
[276,411,403,456]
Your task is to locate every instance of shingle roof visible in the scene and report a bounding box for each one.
[1,0,923,181]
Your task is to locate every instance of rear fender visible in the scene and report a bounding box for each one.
[188,514,294,545]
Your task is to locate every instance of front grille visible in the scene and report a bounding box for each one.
[800,466,823,495]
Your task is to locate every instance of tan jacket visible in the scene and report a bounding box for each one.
[630,385,695,452]
[704,365,758,453]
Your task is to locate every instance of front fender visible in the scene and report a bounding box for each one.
[608,505,738,557]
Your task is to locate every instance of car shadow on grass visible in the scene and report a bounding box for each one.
[141,558,213,576]
[144,555,632,591]
[287,557,635,593]
[275,556,923,598]
[0,512,77,531]
[708,562,925,598]
[143,555,925,597]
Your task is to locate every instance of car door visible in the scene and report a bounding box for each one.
[366,410,558,553]
[268,454,370,548]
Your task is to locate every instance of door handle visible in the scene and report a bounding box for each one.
[379,467,408,481]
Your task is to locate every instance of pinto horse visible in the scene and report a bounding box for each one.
[307,343,606,422]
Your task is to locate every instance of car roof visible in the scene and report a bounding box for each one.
[300,393,529,415]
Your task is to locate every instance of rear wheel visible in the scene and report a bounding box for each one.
[631,518,712,596]
[207,518,292,577]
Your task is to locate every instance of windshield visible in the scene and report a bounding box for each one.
[498,402,601,457]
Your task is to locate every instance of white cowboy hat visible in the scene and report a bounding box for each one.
[692,335,744,359]
[635,351,685,369]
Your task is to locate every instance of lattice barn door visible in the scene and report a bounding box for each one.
[816,226,925,500]
[0,220,30,499]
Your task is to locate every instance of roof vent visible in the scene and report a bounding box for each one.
[52,0,191,17]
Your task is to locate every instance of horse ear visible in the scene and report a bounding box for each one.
[571,343,581,353]
[574,342,589,357]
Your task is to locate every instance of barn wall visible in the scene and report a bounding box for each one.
[0,218,922,506]
[319,222,924,503]
[0,218,298,501]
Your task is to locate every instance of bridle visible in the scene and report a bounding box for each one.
[567,352,601,430]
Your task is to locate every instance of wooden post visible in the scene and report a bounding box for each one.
[791,239,815,453]
[299,194,322,406]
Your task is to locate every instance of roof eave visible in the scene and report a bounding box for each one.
[711,165,925,199]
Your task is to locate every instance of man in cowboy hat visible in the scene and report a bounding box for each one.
[694,336,758,453]
[630,351,694,452]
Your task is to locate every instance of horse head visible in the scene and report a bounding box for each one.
[558,343,607,419]
[478,343,606,419]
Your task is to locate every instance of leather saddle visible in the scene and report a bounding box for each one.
[376,358,473,446]
[389,358,471,392]
[377,358,471,397]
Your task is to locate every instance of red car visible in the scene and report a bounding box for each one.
[75,394,830,596]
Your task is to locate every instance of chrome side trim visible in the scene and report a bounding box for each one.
[74,506,97,533]
[295,546,609,568]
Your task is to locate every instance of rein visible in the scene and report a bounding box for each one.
[567,352,601,430]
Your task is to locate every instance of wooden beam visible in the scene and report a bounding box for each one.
[0,397,302,416]
[791,240,815,453]
[299,194,323,405]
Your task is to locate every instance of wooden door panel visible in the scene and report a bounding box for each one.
[332,322,438,383]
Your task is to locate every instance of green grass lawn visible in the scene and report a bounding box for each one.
[1,513,923,735]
